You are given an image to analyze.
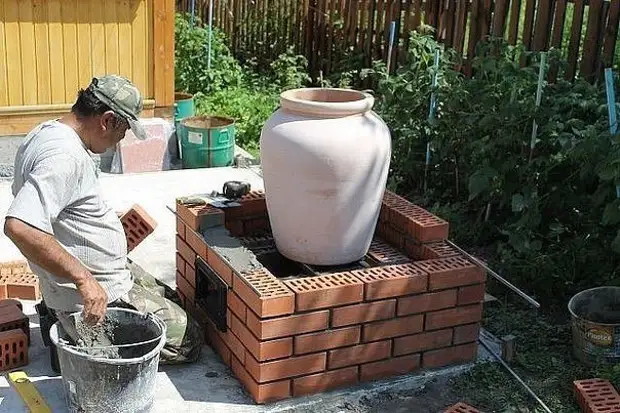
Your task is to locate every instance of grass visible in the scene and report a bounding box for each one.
[448,298,606,412]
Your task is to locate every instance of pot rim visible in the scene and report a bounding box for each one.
[568,286,620,326]
[280,88,374,118]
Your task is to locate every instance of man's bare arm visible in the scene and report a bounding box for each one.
[4,217,108,324]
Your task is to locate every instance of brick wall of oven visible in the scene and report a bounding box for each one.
[174,190,486,404]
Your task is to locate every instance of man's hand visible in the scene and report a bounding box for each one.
[75,274,108,325]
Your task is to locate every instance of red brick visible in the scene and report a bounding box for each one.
[404,239,424,260]
[386,201,449,242]
[443,402,481,413]
[176,253,186,277]
[454,324,481,344]
[120,204,157,252]
[351,264,428,301]
[185,263,196,288]
[0,305,29,344]
[233,270,294,318]
[176,202,225,232]
[176,271,195,304]
[328,341,391,369]
[331,300,396,328]
[423,342,478,368]
[245,351,326,383]
[0,261,28,276]
[217,325,245,363]
[0,285,6,300]
[421,241,460,260]
[458,284,485,305]
[413,256,486,291]
[243,217,269,235]
[176,218,186,239]
[0,329,28,371]
[176,235,196,268]
[231,356,291,404]
[362,314,423,342]
[293,366,359,396]
[228,291,247,322]
[176,289,186,308]
[394,329,453,356]
[225,191,268,219]
[226,219,245,237]
[209,329,232,367]
[230,314,292,361]
[573,378,620,412]
[207,248,233,287]
[367,239,410,265]
[185,227,208,262]
[360,354,421,381]
[294,326,361,355]
[382,225,405,249]
[425,304,483,330]
[0,299,22,312]
[246,309,329,340]
[397,290,457,316]
[284,272,363,311]
[5,272,40,300]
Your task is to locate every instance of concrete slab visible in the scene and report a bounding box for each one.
[0,300,499,413]
[0,166,500,413]
[0,166,264,287]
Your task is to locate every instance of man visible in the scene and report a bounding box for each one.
[4,75,202,367]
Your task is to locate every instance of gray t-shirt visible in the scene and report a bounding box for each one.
[7,120,132,311]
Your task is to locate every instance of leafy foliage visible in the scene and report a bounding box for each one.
[365,31,620,306]
[174,13,243,94]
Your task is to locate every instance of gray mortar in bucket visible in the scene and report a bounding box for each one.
[568,286,620,365]
[50,308,166,413]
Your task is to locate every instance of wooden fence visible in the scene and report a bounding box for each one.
[177,0,620,82]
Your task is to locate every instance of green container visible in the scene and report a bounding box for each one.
[179,115,235,168]
[174,92,195,125]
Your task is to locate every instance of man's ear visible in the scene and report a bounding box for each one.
[100,111,116,131]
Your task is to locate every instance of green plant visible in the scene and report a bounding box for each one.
[268,46,312,90]
[174,13,243,94]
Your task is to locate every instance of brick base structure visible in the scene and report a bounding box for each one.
[175,190,486,404]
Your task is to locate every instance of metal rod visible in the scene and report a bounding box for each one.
[529,52,547,163]
[478,338,553,413]
[207,0,214,70]
[445,240,540,309]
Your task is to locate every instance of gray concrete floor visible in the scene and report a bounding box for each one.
[0,165,499,412]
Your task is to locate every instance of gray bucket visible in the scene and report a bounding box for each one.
[50,308,167,413]
[568,286,620,365]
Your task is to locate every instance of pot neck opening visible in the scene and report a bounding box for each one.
[280,88,374,118]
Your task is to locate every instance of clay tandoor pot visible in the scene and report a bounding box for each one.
[260,88,392,265]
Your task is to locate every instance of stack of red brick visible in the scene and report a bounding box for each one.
[0,261,40,300]
[0,299,29,371]
[444,402,481,412]
[175,190,486,404]
[574,378,620,412]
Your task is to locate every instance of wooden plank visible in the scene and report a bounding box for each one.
[602,0,620,68]
[91,0,106,78]
[350,0,359,53]
[118,0,134,81]
[104,0,120,75]
[443,0,456,47]
[32,0,51,105]
[19,0,37,105]
[383,0,393,61]
[548,0,568,82]
[375,0,384,59]
[392,0,403,64]
[47,0,65,104]
[358,0,369,54]
[132,0,148,97]
[412,0,422,30]
[580,0,604,80]
[565,0,585,80]
[521,0,537,50]
[365,0,376,67]
[153,0,174,106]
[5,0,22,106]
[508,0,522,45]
[62,0,79,102]
[0,0,7,106]
[492,0,509,38]
[477,0,492,40]
[453,0,467,55]
[76,0,92,89]
[466,0,481,75]
[532,0,554,51]
[163,0,174,105]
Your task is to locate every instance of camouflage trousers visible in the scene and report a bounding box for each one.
[45,261,203,365]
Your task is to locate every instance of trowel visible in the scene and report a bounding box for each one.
[176,180,251,208]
